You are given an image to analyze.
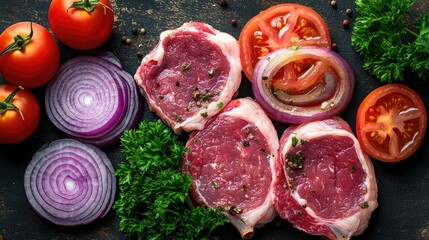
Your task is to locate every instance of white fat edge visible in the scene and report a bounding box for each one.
[239,194,277,228]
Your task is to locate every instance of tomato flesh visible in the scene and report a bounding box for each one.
[271,59,330,94]
[357,84,427,162]
[239,4,331,81]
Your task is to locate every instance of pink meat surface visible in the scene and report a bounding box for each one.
[182,98,279,239]
[274,117,378,239]
[134,21,242,134]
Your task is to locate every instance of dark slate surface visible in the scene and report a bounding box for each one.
[0,0,428,239]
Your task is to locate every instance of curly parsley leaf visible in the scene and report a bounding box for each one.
[351,0,429,83]
[114,120,228,240]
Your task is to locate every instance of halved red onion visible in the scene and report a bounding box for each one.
[252,46,355,124]
[24,138,116,226]
[45,51,143,147]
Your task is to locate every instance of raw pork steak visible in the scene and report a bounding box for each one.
[182,98,279,239]
[274,117,378,239]
[134,21,242,134]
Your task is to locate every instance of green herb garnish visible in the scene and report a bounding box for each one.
[182,63,191,71]
[285,151,306,170]
[291,136,298,147]
[351,0,429,82]
[359,201,369,209]
[114,121,228,239]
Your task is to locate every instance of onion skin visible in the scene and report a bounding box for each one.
[24,138,116,226]
[45,51,142,147]
[252,46,355,124]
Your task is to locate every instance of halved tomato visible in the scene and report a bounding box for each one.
[239,3,331,81]
[356,84,427,162]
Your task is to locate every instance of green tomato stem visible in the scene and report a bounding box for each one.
[0,86,25,120]
[0,22,33,56]
[68,0,113,14]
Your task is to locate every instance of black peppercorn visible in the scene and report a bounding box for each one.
[346,8,353,17]
[121,36,127,43]
[331,42,338,51]
[218,0,227,8]
[131,28,137,35]
[137,51,143,57]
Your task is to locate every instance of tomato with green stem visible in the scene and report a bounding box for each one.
[239,3,331,81]
[48,0,114,50]
[0,22,60,89]
[356,84,427,162]
[0,85,40,144]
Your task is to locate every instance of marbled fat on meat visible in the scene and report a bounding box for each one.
[134,22,242,134]
[182,98,279,239]
[274,117,378,239]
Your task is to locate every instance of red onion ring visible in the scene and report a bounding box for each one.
[252,46,355,124]
[24,138,116,226]
[45,51,142,147]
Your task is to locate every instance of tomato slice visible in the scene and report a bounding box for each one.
[356,84,427,162]
[239,4,331,81]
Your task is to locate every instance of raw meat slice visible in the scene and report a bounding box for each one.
[274,117,378,239]
[134,21,242,134]
[182,98,279,239]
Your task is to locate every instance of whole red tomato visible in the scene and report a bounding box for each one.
[0,22,60,89]
[48,0,114,50]
[0,85,40,144]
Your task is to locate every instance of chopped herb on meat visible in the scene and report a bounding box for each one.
[175,115,184,122]
[182,63,190,71]
[291,136,298,147]
[285,151,306,170]
[359,201,369,209]
[200,112,208,118]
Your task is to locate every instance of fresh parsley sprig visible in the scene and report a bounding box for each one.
[114,120,228,240]
[351,0,429,82]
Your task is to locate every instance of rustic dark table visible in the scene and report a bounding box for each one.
[1,0,428,239]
